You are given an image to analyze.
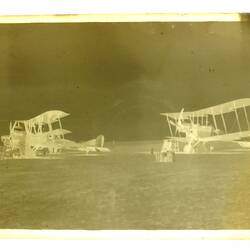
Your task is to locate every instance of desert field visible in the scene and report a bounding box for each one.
[0,141,250,229]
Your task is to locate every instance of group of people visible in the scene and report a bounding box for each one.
[151,139,176,163]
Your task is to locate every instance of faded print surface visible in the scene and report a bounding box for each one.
[0,22,250,229]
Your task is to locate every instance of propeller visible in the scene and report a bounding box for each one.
[177,108,184,126]
[172,108,188,134]
[167,108,188,136]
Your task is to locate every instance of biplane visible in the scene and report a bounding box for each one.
[0,110,110,158]
[160,98,250,153]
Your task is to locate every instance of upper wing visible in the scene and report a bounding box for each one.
[29,110,70,124]
[161,98,250,118]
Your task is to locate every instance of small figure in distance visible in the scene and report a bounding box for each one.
[150,147,155,157]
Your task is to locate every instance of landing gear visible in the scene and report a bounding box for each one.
[0,146,12,159]
[183,143,195,153]
[183,141,209,153]
[35,148,49,156]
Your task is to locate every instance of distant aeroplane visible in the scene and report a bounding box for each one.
[0,110,110,158]
[160,98,250,153]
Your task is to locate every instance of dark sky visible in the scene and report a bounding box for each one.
[0,22,250,141]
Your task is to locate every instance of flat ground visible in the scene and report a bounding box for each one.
[0,141,250,229]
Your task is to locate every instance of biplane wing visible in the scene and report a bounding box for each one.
[164,127,250,143]
[199,130,250,142]
[161,98,250,118]
[165,136,188,142]
[28,110,70,124]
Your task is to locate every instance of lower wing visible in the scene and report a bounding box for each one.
[199,130,250,142]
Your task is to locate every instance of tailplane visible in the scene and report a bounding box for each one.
[80,135,110,153]
[83,135,104,147]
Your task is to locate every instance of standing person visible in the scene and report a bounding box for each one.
[150,147,154,156]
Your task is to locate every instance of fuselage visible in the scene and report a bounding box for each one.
[179,122,214,139]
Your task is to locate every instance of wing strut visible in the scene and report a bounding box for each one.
[233,102,241,132]
[210,107,218,131]
[166,116,173,137]
[58,117,64,139]
[174,118,178,136]
[221,111,227,133]
[194,112,197,124]
[243,105,250,130]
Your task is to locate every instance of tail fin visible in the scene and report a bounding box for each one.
[96,135,104,148]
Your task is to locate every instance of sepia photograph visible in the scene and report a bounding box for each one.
[1,15,250,231]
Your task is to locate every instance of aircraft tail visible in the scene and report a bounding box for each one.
[81,135,105,147]
[96,135,105,148]
[95,135,110,152]
[79,135,110,153]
